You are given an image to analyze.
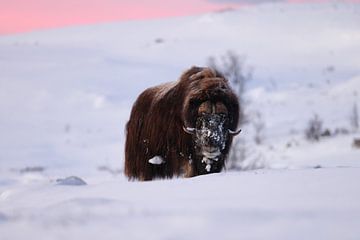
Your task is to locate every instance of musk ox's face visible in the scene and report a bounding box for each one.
[184,101,241,172]
[195,101,228,157]
[195,113,227,159]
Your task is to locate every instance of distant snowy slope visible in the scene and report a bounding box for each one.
[1,2,359,82]
[0,2,359,171]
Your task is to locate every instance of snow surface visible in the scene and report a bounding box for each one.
[0,2,360,239]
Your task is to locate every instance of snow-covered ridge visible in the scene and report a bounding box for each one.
[0,1,358,170]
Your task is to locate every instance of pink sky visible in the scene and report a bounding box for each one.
[0,0,359,35]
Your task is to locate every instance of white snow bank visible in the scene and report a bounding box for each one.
[0,164,360,240]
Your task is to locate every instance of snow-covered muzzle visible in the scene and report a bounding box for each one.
[183,100,241,173]
[193,113,228,172]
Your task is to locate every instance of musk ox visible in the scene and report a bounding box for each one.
[125,66,241,181]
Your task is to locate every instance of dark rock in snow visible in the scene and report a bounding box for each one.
[353,138,360,149]
[19,166,45,173]
[56,176,87,186]
[154,38,164,44]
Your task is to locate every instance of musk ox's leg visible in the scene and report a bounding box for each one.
[124,118,146,180]
[125,124,167,181]
[124,105,152,180]
[125,129,166,180]
[144,155,167,180]
[147,162,167,180]
[182,160,194,178]
[125,134,158,180]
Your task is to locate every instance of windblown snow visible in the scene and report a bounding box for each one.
[0,2,360,240]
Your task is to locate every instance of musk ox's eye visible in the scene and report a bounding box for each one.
[198,101,228,116]
[198,101,212,115]
[215,102,228,115]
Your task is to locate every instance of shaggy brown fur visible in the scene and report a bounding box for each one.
[125,66,240,181]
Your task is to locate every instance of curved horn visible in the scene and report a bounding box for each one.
[183,126,196,135]
[228,128,242,136]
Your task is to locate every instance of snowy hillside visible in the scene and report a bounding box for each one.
[0,2,360,239]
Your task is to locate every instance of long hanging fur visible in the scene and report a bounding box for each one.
[125,66,240,181]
